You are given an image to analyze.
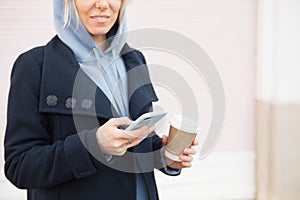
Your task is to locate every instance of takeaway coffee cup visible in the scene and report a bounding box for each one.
[165,115,199,162]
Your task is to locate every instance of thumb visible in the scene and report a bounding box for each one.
[110,117,132,127]
[162,135,168,146]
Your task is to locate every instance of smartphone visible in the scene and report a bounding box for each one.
[125,110,167,131]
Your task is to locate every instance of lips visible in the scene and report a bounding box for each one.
[91,15,110,23]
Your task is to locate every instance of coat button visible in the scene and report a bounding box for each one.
[81,98,93,109]
[65,98,77,109]
[46,95,58,106]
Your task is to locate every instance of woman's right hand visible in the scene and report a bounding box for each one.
[96,117,155,156]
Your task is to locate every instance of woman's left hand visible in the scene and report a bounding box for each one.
[162,135,198,169]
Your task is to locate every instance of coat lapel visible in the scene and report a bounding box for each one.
[121,44,158,120]
[39,36,158,120]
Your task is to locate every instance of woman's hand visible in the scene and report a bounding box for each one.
[162,135,198,169]
[96,117,155,156]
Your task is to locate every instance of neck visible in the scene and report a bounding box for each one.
[93,34,107,52]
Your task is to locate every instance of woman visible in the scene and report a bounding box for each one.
[4,0,197,199]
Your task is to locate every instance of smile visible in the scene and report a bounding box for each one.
[91,16,110,23]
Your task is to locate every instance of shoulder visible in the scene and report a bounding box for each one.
[122,43,147,64]
[16,36,70,62]
[16,45,44,64]
[10,36,58,81]
[9,46,46,99]
[11,46,45,80]
[12,36,63,70]
[11,36,69,77]
[132,48,146,61]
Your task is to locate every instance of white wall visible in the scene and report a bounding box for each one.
[257,0,300,103]
[276,0,300,102]
[0,0,256,199]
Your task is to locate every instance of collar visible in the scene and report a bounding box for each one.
[39,36,158,120]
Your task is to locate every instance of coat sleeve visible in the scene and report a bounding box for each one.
[4,51,103,189]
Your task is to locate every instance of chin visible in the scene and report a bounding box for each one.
[91,28,111,35]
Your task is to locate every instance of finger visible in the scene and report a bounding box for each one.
[125,126,154,139]
[114,139,132,149]
[118,126,148,139]
[181,162,192,168]
[184,148,196,155]
[116,148,127,156]
[180,155,193,162]
[126,137,144,148]
[110,117,133,127]
[127,126,156,147]
[162,135,168,145]
[120,126,156,148]
[192,139,199,146]
[144,126,156,136]
[119,138,138,148]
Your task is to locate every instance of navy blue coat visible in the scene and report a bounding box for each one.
[4,36,179,200]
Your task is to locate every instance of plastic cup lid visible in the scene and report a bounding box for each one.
[169,115,199,134]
